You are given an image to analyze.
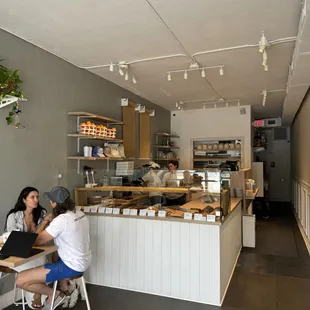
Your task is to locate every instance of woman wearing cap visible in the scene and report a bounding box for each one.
[142,162,162,205]
[16,186,91,309]
[4,187,53,309]
[162,160,186,206]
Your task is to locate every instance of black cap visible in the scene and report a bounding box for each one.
[43,186,70,204]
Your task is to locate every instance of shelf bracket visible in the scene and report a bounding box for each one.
[121,98,129,106]
[77,158,80,174]
[0,95,27,109]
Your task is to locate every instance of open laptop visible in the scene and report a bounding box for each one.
[0,231,44,260]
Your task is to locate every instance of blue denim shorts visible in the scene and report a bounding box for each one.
[44,258,82,283]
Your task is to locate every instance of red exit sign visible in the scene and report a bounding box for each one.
[253,119,265,127]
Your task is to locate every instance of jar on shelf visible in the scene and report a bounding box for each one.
[229,143,235,149]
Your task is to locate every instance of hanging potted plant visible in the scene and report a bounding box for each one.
[0,60,25,126]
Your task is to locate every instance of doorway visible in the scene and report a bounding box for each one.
[254,127,291,202]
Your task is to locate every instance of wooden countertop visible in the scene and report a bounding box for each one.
[181,198,241,212]
[85,198,242,226]
[245,189,259,200]
[0,244,57,268]
[101,194,148,204]
[76,186,189,194]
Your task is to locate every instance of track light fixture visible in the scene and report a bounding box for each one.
[262,51,268,66]
[107,61,138,84]
[258,32,271,71]
[109,62,114,72]
[182,98,241,110]
[119,67,124,76]
[261,50,269,71]
[176,101,184,110]
[262,90,267,106]
[258,32,269,53]
[167,65,225,81]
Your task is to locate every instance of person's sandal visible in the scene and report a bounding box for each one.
[31,294,43,309]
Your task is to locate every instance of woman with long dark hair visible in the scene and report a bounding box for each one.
[4,187,53,309]
[5,186,48,232]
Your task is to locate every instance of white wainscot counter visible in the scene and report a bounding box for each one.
[84,200,242,306]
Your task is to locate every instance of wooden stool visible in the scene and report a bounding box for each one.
[0,266,26,310]
[50,274,90,310]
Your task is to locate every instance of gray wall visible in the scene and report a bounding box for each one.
[0,29,170,295]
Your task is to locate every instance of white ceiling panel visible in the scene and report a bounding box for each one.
[0,0,305,121]
[0,0,182,66]
[149,0,301,53]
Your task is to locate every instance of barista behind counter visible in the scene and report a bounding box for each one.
[162,160,186,206]
[141,162,162,205]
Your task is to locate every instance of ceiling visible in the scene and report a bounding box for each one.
[0,0,308,122]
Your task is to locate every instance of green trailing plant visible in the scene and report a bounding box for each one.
[0,60,24,125]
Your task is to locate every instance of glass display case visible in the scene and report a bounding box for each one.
[74,165,239,223]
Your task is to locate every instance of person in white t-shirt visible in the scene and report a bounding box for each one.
[142,162,162,205]
[16,186,91,309]
[162,160,186,206]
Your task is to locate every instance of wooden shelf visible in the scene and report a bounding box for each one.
[68,133,123,142]
[245,189,259,200]
[193,148,241,152]
[68,111,123,124]
[153,157,179,161]
[154,133,180,138]
[68,156,123,161]
[193,157,240,162]
[75,186,189,193]
[153,145,180,149]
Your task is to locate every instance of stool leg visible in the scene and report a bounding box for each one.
[13,273,17,305]
[21,289,25,310]
[50,281,58,310]
[81,277,91,310]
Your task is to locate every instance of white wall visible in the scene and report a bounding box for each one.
[293,179,310,253]
[171,106,252,169]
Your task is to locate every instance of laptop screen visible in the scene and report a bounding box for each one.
[0,231,38,258]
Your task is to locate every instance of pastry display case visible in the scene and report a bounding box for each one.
[74,168,238,223]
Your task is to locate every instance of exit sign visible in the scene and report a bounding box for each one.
[253,119,265,127]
